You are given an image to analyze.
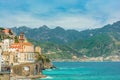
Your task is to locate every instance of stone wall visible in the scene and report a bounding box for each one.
[11,62,43,76]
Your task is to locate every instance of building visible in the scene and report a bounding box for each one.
[9,32,36,64]
[0,47,2,71]
[0,28,46,79]
[35,46,41,54]
[1,39,14,51]
[3,28,12,35]
[0,31,39,66]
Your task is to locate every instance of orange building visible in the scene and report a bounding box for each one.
[3,28,11,35]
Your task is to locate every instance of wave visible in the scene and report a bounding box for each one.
[59,66,85,70]
[45,69,52,71]
[60,67,77,70]
[41,76,53,79]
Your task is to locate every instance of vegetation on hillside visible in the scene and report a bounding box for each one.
[11,21,120,59]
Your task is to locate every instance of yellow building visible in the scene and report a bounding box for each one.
[35,46,41,54]
[10,32,35,64]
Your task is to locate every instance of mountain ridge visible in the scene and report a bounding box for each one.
[11,21,120,60]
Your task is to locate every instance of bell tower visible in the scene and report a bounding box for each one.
[19,32,25,43]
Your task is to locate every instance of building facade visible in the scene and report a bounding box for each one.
[0,31,41,66]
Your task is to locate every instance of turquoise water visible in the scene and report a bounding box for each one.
[40,62,120,80]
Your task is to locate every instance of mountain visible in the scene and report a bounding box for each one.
[11,25,81,44]
[11,21,120,61]
[79,21,120,39]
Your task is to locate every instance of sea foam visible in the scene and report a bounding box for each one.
[41,76,53,79]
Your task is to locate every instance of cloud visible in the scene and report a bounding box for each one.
[85,0,120,24]
[0,12,102,31]
[0,0,120,30]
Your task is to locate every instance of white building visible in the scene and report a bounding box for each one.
[1,39,14,51]
[0,48,2,72]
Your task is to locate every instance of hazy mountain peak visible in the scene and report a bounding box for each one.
[54,26,65,31]
[18,26,29,29]
[39,25,50,30]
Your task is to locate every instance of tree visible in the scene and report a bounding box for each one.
[14,36,19,43]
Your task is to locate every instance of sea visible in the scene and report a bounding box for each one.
[39,62,120,80]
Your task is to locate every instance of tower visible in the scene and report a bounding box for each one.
[19,32,25,43]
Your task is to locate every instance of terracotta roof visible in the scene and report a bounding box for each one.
[10,42,33,49]
[10,43,22,49]
[3,29,11,34]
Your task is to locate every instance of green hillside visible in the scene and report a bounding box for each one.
[11,21,120,60]
[71,33,115,57]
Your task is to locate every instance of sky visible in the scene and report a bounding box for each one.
[0,0,120,30]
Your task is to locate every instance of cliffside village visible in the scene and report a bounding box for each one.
[0,28,46,79]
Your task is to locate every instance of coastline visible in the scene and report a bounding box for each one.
[40,62,120,80]
[51,59,120,62]
[51,55,120,62]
